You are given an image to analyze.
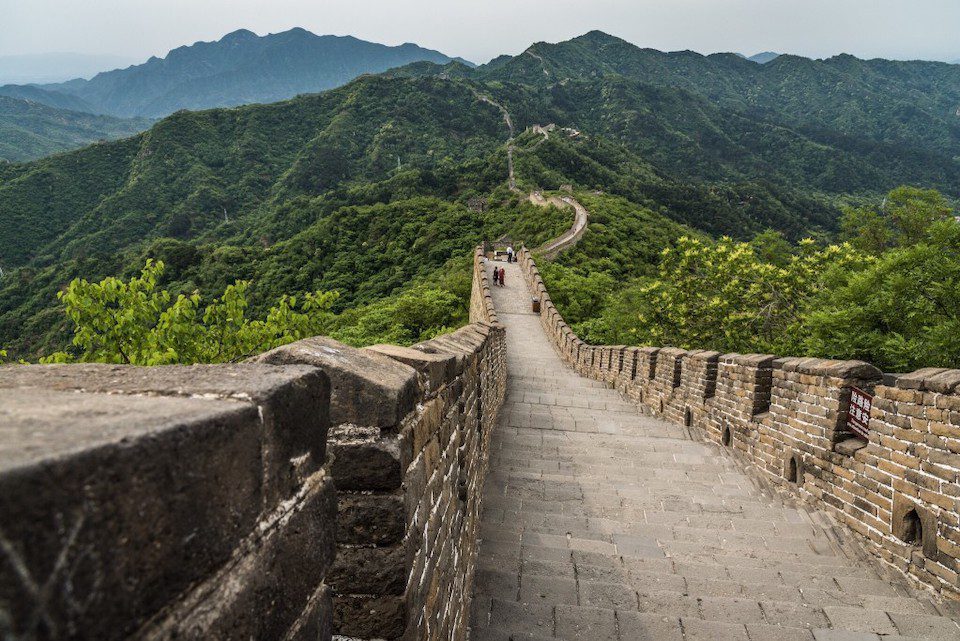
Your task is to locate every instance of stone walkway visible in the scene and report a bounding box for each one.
[470,261,960,641]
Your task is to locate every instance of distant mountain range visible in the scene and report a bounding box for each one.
[0,96,150,162]
[2,30,960,357]
[747,52,780,64]
[0,28,471,161]
[4,29,471,119]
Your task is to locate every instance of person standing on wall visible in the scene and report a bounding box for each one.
[507,246,514,263]
[499,266,506,287]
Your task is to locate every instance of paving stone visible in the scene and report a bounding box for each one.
[626,569,686,593]
[746,623,815,641]
[680,617,750,640]
[468,263,958,640]
[823,607,897,635]
[635,591,701,618]
[615,611,683,640]
[760,601,829,628]
[474,569,518,600]
[700,597,766,624]
[812,630,880,641]
[488,599,554,637]
[519,574,579,605]
[470,629,555,641]
[555,605,618,640]
[886,611,960,640]
[579,581,638,610]
[522,558,576,580]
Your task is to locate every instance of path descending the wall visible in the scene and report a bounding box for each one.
[469,261,960,641]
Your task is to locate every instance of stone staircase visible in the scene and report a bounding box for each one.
[470,261,960,641]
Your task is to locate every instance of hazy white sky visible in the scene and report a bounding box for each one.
[2,0,958,64]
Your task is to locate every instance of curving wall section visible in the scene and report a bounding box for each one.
[517,246,960,602]
[0,247,505,641]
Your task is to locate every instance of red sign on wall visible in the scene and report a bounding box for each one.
[847,386,873,439]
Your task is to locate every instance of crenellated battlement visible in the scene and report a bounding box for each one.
[0,248,505,641]
[517,245,960,601]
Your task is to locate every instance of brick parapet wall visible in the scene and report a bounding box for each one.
[0,247,507,640]
[517,246,960,601]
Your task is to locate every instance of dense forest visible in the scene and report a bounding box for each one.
[541,186,960,371]
[0,31,958,365]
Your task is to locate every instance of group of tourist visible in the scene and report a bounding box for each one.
[492,246,512,287]
[492,265,506,287]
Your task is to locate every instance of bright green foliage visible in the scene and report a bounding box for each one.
[330,286,464,347]
[628,236,865,355]
[886,187,953,246]
[804,220,960,370]
[543,186,960,371]
[840,205,891,254]
[535,263,616,327]
[841,186,953,254]
[45,260,338,364]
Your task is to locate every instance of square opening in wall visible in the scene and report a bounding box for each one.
[892,494,938,559]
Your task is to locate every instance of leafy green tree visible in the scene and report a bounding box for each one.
[840,187,953,254]
[804,220,960,371]
[840,205,890,255]
[44,260,338,364]
[749,229,794,267]
[623,236,865,355]
[886,186,953,246]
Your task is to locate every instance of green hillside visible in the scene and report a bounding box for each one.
[0,96,150,162]
[2,31,959,361]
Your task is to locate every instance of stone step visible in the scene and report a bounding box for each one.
[472,265,960,641]
[470,597,960,640]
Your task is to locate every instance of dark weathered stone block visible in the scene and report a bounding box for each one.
[0,388,262,640]
[142,472,337,640]
[328,426,403,491]
[329,544,406,595]
[333,595,405,640]
[254,336,417,429]
[338,491,405,545]
[366,343,457,393]
[0,362,331,506]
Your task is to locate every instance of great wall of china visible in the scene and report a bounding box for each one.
[2,196,960,640]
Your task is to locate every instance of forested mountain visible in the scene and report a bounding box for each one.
[33,29,470,118]
[466,32,960,168]
[1,31,958,359]
[0,84,96,113]
[0,96,150,162]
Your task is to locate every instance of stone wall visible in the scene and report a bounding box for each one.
[0,246,506,640]
[517,246,960,602]
[0,364,338,641]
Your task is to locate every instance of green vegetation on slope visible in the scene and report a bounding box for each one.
[0,96,150,162]
[3,31,960,364]
[541,187,960,371]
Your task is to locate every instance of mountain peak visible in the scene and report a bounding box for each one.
[221,29,258,43]
[574,30,630,47]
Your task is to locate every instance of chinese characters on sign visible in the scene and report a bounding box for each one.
[847,386,873,439]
